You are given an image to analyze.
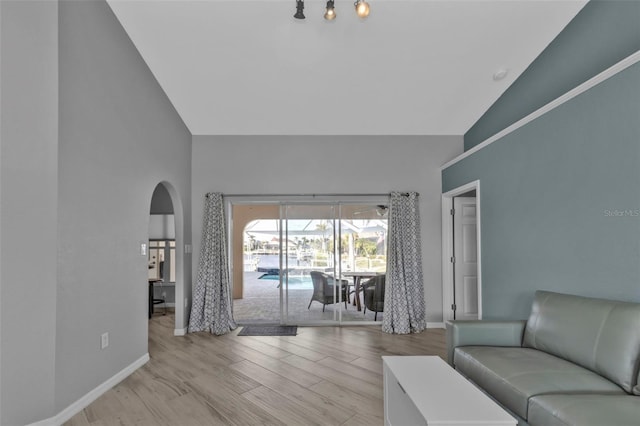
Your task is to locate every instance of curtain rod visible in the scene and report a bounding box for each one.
[218,193,390,198]
[209,192,418,198]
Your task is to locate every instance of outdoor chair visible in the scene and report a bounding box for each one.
[308,271,349,311]
[362,274,385,320]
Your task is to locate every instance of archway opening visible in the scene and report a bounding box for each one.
[148,183,179,330]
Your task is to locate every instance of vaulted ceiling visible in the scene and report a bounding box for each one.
[107,0,586,135]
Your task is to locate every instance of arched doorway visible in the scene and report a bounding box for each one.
[148,182,185,334]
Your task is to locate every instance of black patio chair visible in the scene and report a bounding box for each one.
[308,271,349,311]
[362,274,385,321]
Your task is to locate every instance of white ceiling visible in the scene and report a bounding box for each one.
[107,0,586,136]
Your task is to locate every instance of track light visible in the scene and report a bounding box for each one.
[324,0,336,20]
[295,0,370,21]
[354,0,370,18]
[294,0,305,19]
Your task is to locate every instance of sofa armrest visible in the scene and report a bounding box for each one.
[446,320,526,366]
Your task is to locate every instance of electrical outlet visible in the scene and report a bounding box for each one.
[184,298,188,308]
[101,332,109,349]
[140,243,147,256]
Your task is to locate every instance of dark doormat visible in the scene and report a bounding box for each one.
[237,325,297,336]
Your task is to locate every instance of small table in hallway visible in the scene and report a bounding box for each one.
[342,271,379,311]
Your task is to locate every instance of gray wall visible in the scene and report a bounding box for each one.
[443,62,640,319]
[0,0,191,423]
[465,0,640,150]
[0,1,59,424]
[149,215,176,240]
[150,183,175,214]
[192,136,462,323]
[56,0,192,414]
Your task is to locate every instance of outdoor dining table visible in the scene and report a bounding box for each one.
[342,271,379,311]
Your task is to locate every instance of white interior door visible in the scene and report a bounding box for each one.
[453,197,478,320]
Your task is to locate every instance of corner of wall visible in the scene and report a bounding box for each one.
[464,0,640,150]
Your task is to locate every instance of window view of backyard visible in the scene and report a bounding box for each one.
[233,204,388,324]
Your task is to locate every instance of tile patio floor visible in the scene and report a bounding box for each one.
[233,271,383,324]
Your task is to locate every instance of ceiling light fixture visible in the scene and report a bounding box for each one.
[354,0,370,18]
[294,0,370,21]
[324,0,336,20]
[294,0,305,19]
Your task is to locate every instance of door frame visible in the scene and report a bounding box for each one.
[147,181,186,336]
[225,195,388,326]
[441,180,482,322]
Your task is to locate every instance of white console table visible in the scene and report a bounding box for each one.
[383,356,516,426]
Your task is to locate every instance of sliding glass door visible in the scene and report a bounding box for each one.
[235,199,388,325]
[281,204,343,324]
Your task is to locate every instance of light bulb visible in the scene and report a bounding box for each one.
[355,0,370,18]
[294,0,305,19]
[324,1,336,20]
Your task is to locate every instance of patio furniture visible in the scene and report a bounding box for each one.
[343,271,378,311]
[308,271,349,311]
[148,279,166,318]
[362,274,385,320]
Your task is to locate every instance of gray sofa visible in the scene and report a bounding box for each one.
[446,290,640,426]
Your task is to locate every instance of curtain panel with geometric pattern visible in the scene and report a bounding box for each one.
[382,191,427,334]
[188,192,237,335]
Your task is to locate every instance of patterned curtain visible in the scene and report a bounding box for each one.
[382,192,427,334]
[188,193,237,335]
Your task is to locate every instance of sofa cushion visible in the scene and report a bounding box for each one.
[454,346,625,420]
[523,291,640,393]
[528,394,640,426]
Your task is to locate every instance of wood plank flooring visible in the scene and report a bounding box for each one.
[66,314,446,426]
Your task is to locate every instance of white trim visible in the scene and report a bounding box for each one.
[441,181,482,323]
[27,354,150,426]
[174,327,187,336]
[427,322,446,329]
[441,50,640,170]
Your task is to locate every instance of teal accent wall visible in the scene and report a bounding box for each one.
[443,62,640,319]
[465,0,640,150]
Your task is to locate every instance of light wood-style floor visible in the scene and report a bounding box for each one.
[66,314,446,426]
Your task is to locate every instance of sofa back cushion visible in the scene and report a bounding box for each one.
[523,291,640,393]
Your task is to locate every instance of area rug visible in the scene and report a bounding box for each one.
[237,325,297,336]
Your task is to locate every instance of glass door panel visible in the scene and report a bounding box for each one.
[239,216,282,324]
[281,204,342,324]
[339,204,388,322]
[234,200,388,325]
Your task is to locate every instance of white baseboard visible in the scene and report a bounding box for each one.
[27,354,149,426]
[174,327,187,336]
[427,322,446,329]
